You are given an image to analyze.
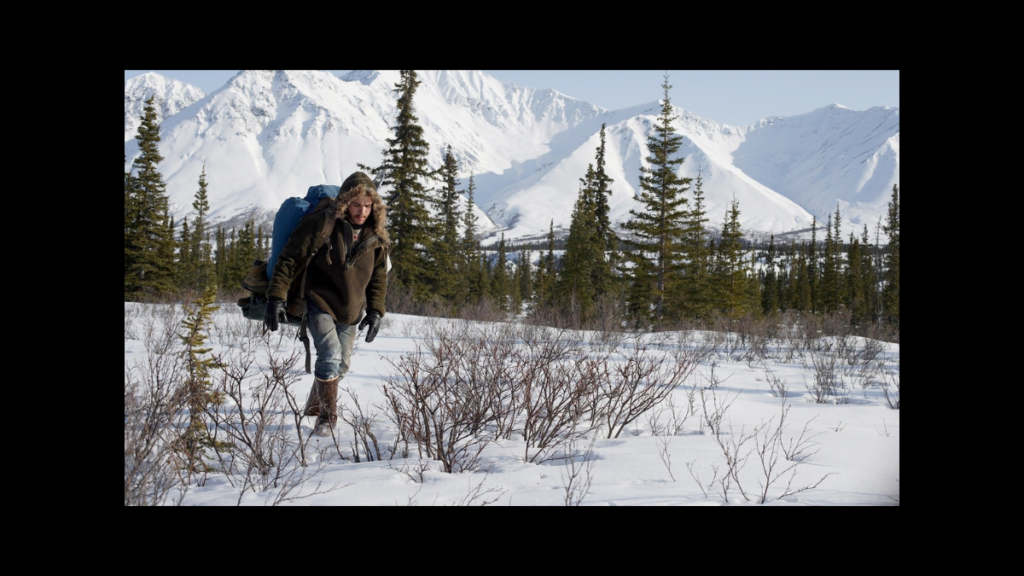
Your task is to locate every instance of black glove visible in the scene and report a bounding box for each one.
[358,309,382,343]
[265,298,287,332]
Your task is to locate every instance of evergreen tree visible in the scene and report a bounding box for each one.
[619,74,690,323]
[125,95,176,300]
[846,229,870,325]
[859,224,878,324]
[591,123,617,298]
[761,233,779,315]
[359,70,434,299]
[557,179,600,318]
[808,217,819,312]
[180,163,216,294]
[714,199,759,318]
[491,233,509,312]
[434,145,463,303]
[177,216,193,290]
[534,220,557,308]
[677,168,714,320]
[518,244,533,312]
[509,244,523,315]
[225,220,258,292]
[791,241,811,312]
[215,226,227,289]
[176,285,229,478]
[821,211,839,312]
[125,154,142,298]
[461,174,485,304]
[882,184,900,327]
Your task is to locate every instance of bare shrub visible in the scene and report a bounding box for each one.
[390,459,432,483]
[734,313,772,366]
[802,347,838,404]
[513,333,597,463]
[764,368,789,398]
[125,302,141,341]
[686,459,710,498]
[380,329,494,473]
[124,357,189,506]
[751,400,833,503]
[450,473,508,506]
[591,342,698,438]
[673,328,719,364]
[708,311,742,358]
[880,359,900,409]
[656,435,676,481]
[338,386,383,462]
[560,431,597,506]
[211,346,312,497]
[710,423,755,502]
[698,382,737,437]
[779,408,822,463]
[645,392,693,436]
[456,294,506,322]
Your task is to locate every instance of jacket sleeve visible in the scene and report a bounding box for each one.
[266,215,322,301]
[365,246,388,317]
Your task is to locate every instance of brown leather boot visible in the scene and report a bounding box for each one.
[313,376,340,437]
[302,378,326,417]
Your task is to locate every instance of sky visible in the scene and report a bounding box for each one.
[124,70,899,128]
[125,301,900,506]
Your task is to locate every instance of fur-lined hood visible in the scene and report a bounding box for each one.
[334,172,389,247]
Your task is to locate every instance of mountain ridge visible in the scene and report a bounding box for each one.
[124,70,899,243]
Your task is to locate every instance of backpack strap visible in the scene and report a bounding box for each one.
[299,314,311,373]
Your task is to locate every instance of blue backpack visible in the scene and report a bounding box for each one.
[267,184,341,277]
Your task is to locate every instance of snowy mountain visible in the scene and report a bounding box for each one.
[124,70,900,243]
[124,72,206,143]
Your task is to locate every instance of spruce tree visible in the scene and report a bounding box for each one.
[491,233,509,312]
[821,212,839,312]
[215,226,227,289]
[714,199,759,319]
[882,184,900,328]
[846,230,869,325]
[808,217,819,313]
[518,244,533,312]
[178,164,216,295]
[177,216,193,291]
[792,242,811,312]
[125,154,143,298]
[461,174,485,304]
[192,164,216,291]
[677,168,714,320]
[359,70,434,299]
[125,95,176,300]
[859,224,877,324]
[557,179,600,318]
[176,285,229,478]
[619,74,690,323]
[534,220,557,308]
[761,233,778,315]
[434,145,463,303]
[591,123,617,298]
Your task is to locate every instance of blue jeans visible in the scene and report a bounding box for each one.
[306,302,359,381]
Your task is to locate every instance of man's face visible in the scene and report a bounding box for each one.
[347,195,373,225]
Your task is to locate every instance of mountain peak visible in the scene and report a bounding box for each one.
[124,72,206,142]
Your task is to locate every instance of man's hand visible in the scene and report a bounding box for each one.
[265,298,287,332]
[358,310,382,343]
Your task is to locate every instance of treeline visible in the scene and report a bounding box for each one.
[124,72,899,337]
